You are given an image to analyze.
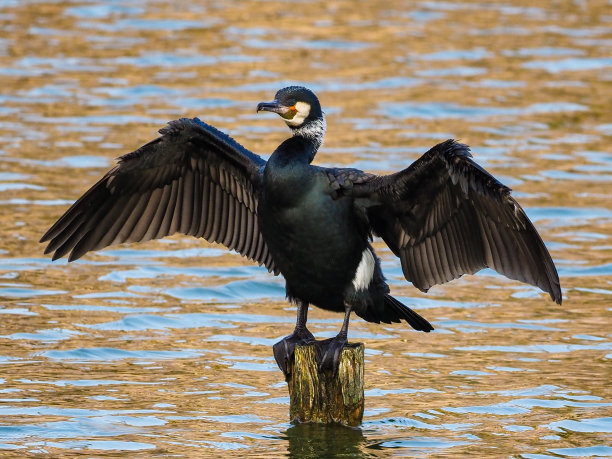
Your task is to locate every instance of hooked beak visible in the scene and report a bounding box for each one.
[257,100,290,115]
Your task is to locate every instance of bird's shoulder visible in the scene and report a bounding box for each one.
[118,117,266,175]
[315,140,512,206]
[320,166,378,199]
[383,139,512,202]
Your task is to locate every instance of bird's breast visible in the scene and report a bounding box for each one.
[259,169,366,304]
[261,159,314,206]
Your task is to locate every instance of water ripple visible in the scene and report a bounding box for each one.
[41,347,207,362]
[456,342,612,354]
[543,417,612,433]
[1,0,610,455]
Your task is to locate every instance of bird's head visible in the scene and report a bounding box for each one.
[257,87,326,151]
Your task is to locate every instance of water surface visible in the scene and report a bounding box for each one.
[0,0,611,456]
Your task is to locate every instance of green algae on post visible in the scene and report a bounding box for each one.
[287,343,364,427]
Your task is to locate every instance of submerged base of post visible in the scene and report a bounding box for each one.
[287,343,364,427]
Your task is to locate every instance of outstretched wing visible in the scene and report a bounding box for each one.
[328,140,562,304]
[41,117,278,274]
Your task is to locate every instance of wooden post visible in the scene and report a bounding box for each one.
[286,343,364,427]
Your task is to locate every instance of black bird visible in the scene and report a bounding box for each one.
[41,86,562,375]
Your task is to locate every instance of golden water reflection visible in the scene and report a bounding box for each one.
[0,0,611,456]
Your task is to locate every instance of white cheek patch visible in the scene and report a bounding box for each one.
[285,101,311,127]
[352,248,375,291]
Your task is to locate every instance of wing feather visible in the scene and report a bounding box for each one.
[147,185,172,241]
[329,139,561,304]
[189,167,202,236]
[180,169,193,234]
[121,191,153,241]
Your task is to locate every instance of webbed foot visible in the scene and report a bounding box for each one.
[273,327,315,377]
[314,333,348,374]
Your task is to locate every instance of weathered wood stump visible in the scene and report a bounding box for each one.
[286,343,364,427]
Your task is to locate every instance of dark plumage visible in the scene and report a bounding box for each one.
[41,86,562,375]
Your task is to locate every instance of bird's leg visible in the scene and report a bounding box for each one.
[273,300,315,377]
[314,302,352,374]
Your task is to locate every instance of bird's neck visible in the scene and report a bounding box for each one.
[291,116,326,162]
[270,136,317,168]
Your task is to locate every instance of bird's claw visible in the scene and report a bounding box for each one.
[314,334,348,375]
[273,328,315,377]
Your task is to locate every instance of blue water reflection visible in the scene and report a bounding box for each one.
[0,0,610,456]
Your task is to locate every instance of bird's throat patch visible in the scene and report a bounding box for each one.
[285,101,311,127]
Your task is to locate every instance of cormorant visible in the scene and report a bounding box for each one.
[41,86,562,375]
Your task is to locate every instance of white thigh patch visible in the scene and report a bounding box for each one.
[352,249,375,291]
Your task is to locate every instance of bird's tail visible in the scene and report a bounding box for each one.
[383,294,433,332]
